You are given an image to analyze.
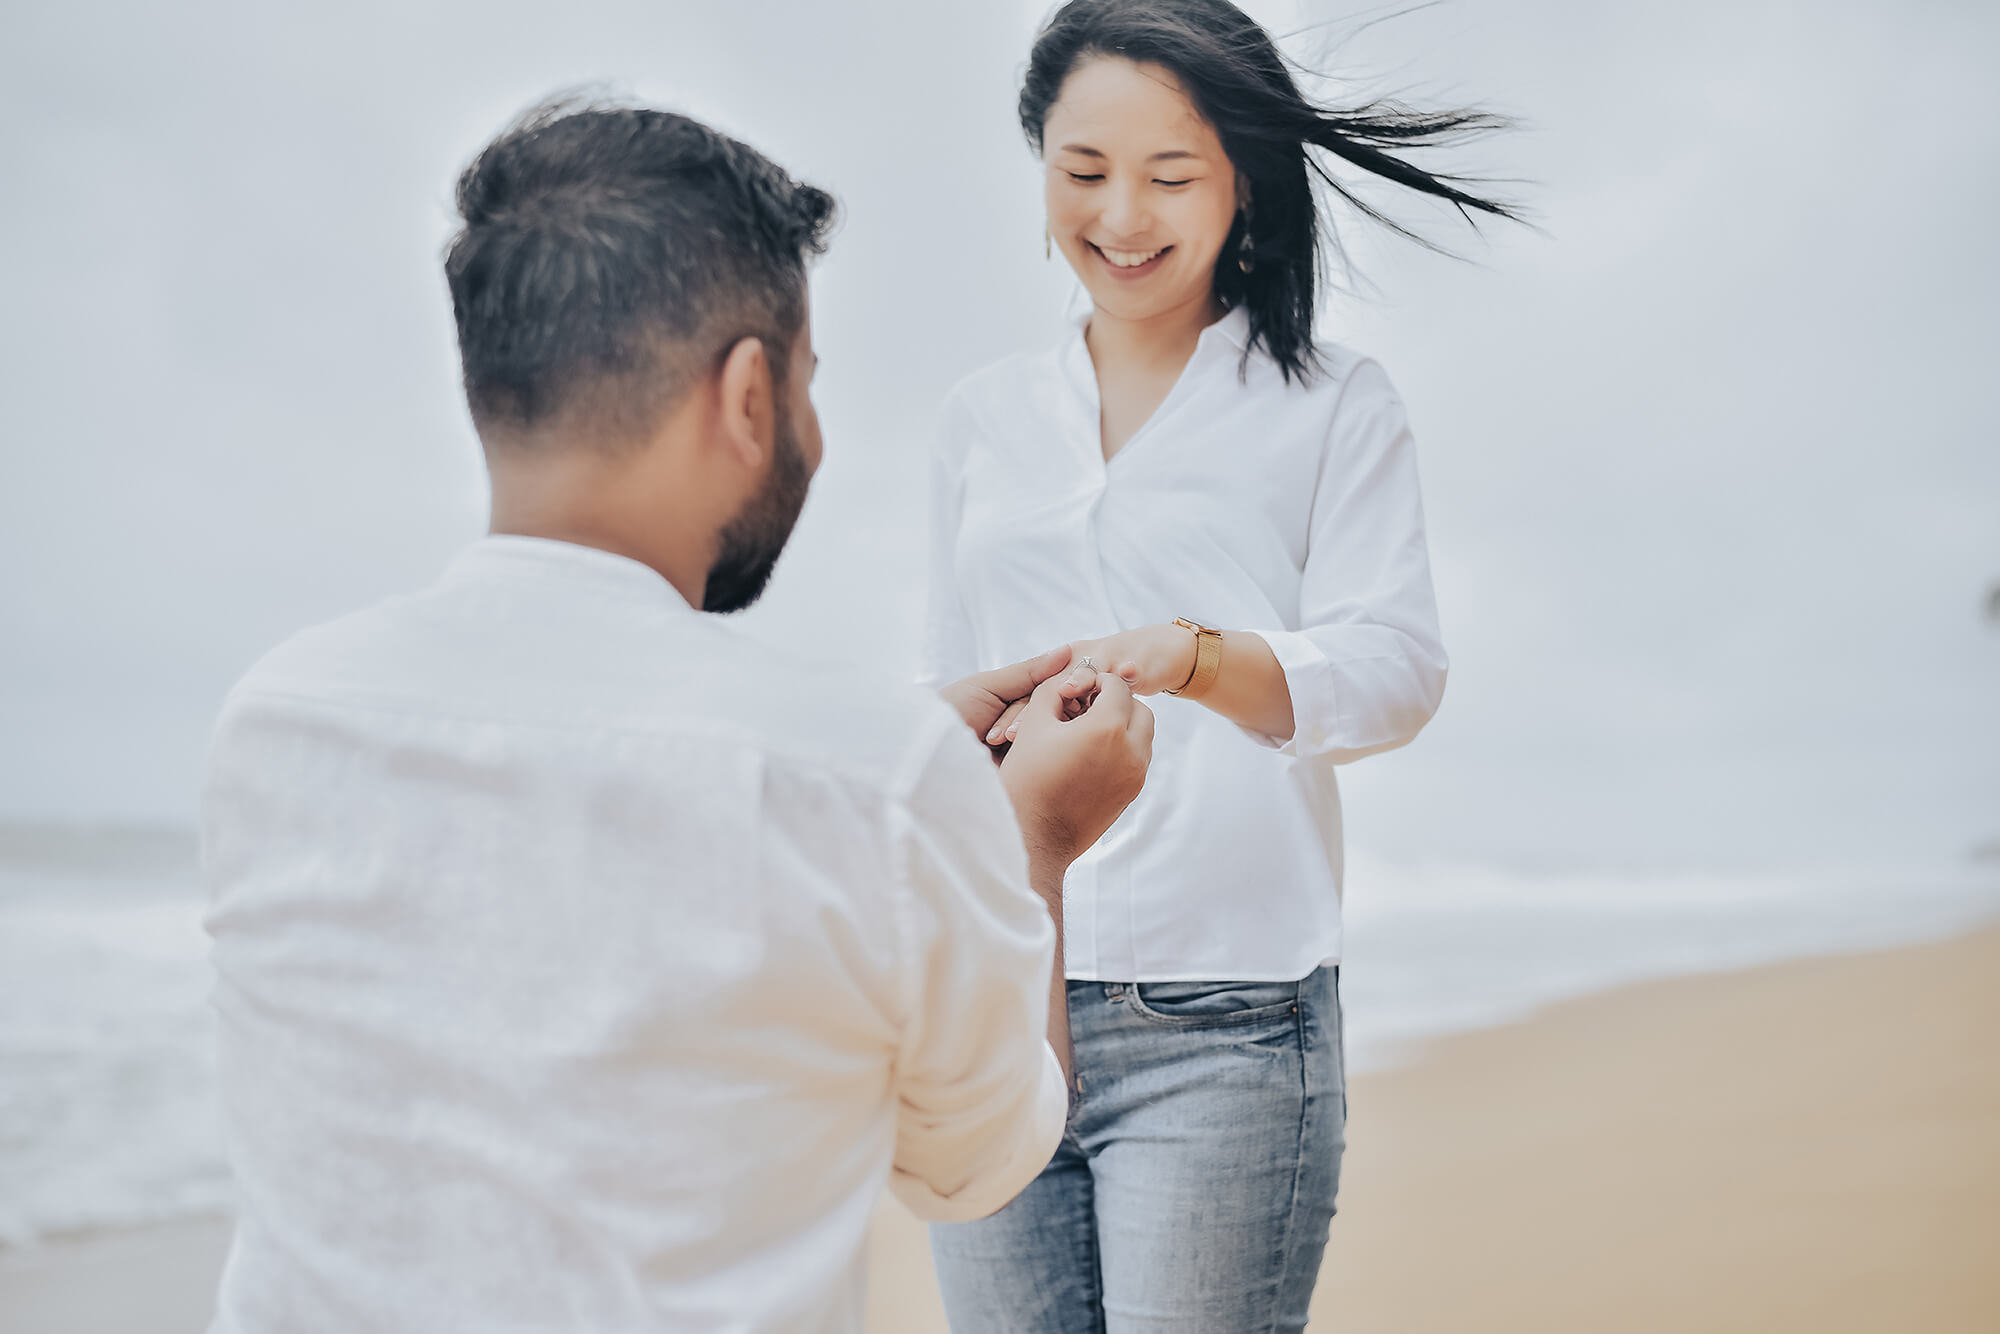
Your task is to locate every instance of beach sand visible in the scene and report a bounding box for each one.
[5,926,1994,1333]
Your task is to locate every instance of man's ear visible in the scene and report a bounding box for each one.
[714,335,776,470]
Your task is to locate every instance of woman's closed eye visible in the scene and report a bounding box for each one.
[1063,172,1193,186]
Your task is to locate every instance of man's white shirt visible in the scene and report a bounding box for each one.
[202,536,1067,1333]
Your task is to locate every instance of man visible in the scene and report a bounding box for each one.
[202,100,1153,1331]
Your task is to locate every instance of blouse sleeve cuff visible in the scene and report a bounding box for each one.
[1239,628,1334,757]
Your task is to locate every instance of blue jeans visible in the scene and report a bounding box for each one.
[929,967,1345,1333]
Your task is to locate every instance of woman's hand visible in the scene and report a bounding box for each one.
[1062,625,1200,698]
[987,624,1196,744]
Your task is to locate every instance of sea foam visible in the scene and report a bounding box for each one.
[1,831,1994,1247]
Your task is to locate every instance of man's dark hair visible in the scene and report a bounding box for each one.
[445,99,836,445]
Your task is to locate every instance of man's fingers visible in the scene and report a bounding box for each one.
[1028,644,1076,687]
[1080,672,1135,727]
[970,645,1072,712]
[1025,671,1076,715]
[1126,698,1156,757]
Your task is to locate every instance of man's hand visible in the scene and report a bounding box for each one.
[982,626,1200,743]
[999,672,1154,874]
[938,645,1073,761]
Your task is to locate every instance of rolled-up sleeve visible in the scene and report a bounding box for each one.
[1243,358,1448,763]
[885,712,1067,1222]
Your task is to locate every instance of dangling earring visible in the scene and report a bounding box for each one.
[1237,221,1256,275]
[1044,224,1052,261]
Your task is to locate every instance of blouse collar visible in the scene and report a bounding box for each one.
[1063,293,1254,357]
[1056,297,1258,420]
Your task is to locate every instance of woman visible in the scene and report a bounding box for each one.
[918,1,1516,1329]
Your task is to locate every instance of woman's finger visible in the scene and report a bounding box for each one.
[989,696,1030,744]
[1058,642,1106,697]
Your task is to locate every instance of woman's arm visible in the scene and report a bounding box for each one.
[1040,623,1296,743]
[1002,360,1445,762]
[1249,359,1446,762]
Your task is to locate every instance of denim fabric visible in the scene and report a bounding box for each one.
[929,967,1345,1333]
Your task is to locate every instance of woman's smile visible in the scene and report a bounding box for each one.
[1086,240,1173,276]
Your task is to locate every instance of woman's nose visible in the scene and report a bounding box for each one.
[1099,180,1150,239]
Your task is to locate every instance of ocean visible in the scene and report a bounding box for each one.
[2,826,1994,1249]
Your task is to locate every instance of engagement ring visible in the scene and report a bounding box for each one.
[1077,656,1094,672]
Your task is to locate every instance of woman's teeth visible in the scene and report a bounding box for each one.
[1098,245,1166,268]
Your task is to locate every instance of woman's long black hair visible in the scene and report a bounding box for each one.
[1021,0,1519,383]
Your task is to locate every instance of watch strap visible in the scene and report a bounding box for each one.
[1167,618,1223,699]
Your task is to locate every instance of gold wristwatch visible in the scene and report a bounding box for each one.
[1167,617,1223,700]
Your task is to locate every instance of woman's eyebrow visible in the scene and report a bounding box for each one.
[1055,145,1202,163]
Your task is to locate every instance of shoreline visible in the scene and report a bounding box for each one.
[5,926,1995,1333]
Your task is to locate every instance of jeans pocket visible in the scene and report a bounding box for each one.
[1123,978,1302,1028]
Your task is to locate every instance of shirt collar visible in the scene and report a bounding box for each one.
[1064,294,1254,356]
[442,535,697,613]
[1207,302,1252,352]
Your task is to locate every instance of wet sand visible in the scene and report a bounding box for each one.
[5,926,1994,1333]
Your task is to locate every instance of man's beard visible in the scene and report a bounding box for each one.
[702,407,811,614]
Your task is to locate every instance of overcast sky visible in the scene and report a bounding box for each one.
[2,0,1995,872]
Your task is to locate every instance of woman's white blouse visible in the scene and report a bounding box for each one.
[920,305,1447,981]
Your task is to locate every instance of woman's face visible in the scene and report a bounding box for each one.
[1043,56,1240,325]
